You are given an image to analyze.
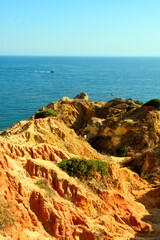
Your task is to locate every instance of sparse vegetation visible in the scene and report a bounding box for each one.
[127,98,143,106]
[143,99,160,108]
[0,200,15,230]
[134,100,143,105]
[117,147,128,157]
[148,173,156,178]
[144,173,157,180]
[35,109,57,119]
[58,158,108,178]
[35,179,54,197]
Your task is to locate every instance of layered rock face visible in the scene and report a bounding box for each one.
[1,95,160,239]
[37,96,160,157]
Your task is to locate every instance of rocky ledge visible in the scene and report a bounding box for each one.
[1,93,160,240]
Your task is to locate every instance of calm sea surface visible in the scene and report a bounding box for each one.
[0,56,160,130]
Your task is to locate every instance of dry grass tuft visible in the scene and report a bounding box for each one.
[0,200,15,230]
[35,179,54,197]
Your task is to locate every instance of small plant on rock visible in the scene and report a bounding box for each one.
[144,173,157,180]
[12,123,17,126]
[35,109,57,119]
[117,146,128,157]
[134,100,143,105]
[36,179,54,197]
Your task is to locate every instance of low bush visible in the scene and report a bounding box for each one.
[134,100,143,105]
[0,200,15,230]
[58,158,108,178]
[36,179,54,197]
[117,147,127,157]
[35,109,57,119]
[143,99,160,108]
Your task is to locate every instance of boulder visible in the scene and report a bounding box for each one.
[60,96,73,103]
[74,92,89,101]
[106,97,135,107]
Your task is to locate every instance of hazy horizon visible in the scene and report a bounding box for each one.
[1,55,160,58]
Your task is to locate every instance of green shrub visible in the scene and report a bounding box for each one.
[143,99,160,108]
[92,159,108,176]
[35,179,54,197]
[58,158,108,178]
[0,200,15,230]
[144,173,157,180]
[117,147,127,157]
[134,100,143,105]
[35,109,57,119]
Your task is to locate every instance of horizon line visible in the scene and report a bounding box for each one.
[1,55,160,58]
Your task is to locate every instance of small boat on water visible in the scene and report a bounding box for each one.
[50,70,56,73]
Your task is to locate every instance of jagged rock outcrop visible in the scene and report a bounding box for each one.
[36,96,160,157]
[74,92,89,101]
[0,117,101,160]
[0,137,153,240]
[130,145,160,182]
[1,95,160,239]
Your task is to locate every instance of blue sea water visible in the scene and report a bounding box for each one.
[0,56,160,130]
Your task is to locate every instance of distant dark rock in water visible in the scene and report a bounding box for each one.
[74,92,88,101]
[50,70,55,73]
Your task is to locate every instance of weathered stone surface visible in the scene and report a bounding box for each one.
[106,97,135,107]
[74,92,89,101]
[60,96,73,103]
[1,95,160,239]
[39,96,160,157]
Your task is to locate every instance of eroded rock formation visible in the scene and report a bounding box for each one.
[1,95,160,239]
[37,96,160,158]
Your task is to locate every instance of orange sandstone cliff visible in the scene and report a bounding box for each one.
[1,94,160,240]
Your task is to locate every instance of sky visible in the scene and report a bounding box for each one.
[1,0,160,56]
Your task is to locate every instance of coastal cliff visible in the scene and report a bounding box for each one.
[1,93,160,240]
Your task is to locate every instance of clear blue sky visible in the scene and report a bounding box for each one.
[1,0,160,56]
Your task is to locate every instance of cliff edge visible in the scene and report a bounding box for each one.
[1,94,160,240]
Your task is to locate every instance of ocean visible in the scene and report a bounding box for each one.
[0,56,160,130]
